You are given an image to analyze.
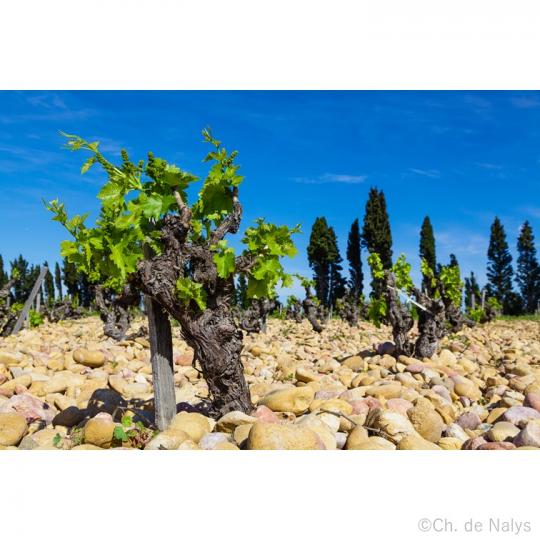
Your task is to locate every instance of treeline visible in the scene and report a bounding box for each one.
[304,187,540,316]
[0,255,94,307]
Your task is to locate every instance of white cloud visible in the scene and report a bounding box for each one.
[408,168,440,178]
[476,162,502,170]
[294,173,366,184]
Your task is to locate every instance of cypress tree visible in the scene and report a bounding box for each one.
[78,274,94,308]
[54,262,63,300]
[307,217,332,306]
[0,255,8,288]
[307,217,345,307]
[516,221,540,313]
[62,258,79,300]
[236,274,248,309]
[328,226,346,307]
[486,217,514,311]
[419,216,436,292]
[10,255,30,303]
[464,271,481,310]
[346,218,363,301]
[362,187,393,296]
[43,262,55,307]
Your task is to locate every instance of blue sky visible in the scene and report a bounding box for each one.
[1,90,539,298]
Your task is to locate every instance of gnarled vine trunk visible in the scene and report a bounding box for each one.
[0,277,17,337]
[383,272,414,356]
[240,298,277,334]
[133,201,252,418]
[338,293,359,327]
[44,299,85,323]
[413,288,446,359]
[94,283,140,341]
[302,286,324,333]
[286,300,303,323]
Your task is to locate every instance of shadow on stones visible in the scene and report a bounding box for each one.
[52,388,215,432]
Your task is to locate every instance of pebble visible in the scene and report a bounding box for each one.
[1,316,539,451]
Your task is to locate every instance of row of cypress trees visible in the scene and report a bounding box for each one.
[306,188,540,315]
[0,255,95,308]
[307,187,393,308]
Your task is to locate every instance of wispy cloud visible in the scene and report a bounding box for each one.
[26,93,67,110]
[294,173,366,185]
[476,162,502,170]
[0,143,60,171]
[437,229,488,256]
[408,168,440,179]
[86,135,127,155]
[522,206,540,219]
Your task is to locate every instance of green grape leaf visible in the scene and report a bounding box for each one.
[81,155,96,174]
[176,277,207,311]
[213,245,236,278]
[97,181,123,204]
[113,426,129,442]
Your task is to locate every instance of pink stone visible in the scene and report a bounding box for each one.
[456,411,481,430]
[386,398,414,416]
[523,392,540,413]
[175,352,194,367]
[462,436,487,450]
[0,393,56,424]
[362,396,382,410]
[405,364,424,374]
[349,400,370,415]
[477,442,516,450]
[502,406,540,427]
[253,405,279,424]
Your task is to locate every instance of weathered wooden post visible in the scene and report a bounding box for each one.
[12,266,48,335]
[142,245,176,430]
[144,294,176,430]
[35,286,41,313]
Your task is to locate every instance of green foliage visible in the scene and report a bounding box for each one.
[176,277,207,311]
[28,309,44,327]
[468,307,485,323]
[420,258,437,291]
[295,274,316,290]
[52,433,63,448]
[439,264,463,306]
[47,130,299,308]
[367,253,384,280]
[242,219,299,299]
[113,425,129,443]
[367,297,387,328]
[392,254,413,292]
[211,240,236,278]
[10,302,24,314]
[487,296,502,311]
[286,295,299,308]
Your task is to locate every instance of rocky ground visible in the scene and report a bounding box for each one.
[1,316,540,450]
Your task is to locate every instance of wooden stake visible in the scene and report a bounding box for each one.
[144,294,176,430]
[12,266,48,335]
